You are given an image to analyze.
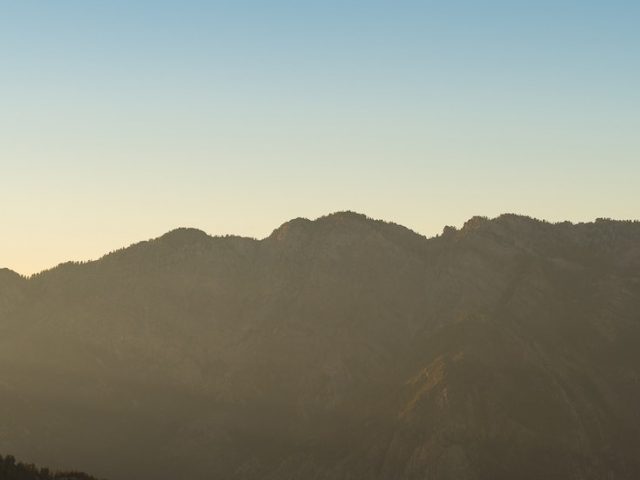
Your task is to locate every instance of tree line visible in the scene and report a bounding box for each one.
[0,454,101,480]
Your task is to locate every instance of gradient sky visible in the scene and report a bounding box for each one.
[1,1,639,275]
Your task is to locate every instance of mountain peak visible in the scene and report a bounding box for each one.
[0,267,23,282]
[0,267,19,275]
[320,210,370,223]
[157,227,211,246]
[267,217,312,242]
[269,211,386,243]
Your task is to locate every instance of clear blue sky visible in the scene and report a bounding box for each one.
[1,1,639,274]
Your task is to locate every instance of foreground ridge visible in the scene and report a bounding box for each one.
[0,453,101,480]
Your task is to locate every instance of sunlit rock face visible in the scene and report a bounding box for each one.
[1,213,640,480]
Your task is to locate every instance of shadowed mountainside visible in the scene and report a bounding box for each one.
[1,212,640,479]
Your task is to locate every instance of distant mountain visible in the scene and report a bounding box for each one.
[1,212,640,480]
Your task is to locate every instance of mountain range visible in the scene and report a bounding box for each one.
[1,212,640,480]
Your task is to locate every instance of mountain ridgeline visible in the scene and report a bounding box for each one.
[1,212,640,480]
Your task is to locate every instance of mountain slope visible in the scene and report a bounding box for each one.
[1,212,639,479]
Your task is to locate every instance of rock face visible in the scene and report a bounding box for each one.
[1,212,639,480]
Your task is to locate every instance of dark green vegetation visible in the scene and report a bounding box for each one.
[0,453,99,480]
[1,212,640,479]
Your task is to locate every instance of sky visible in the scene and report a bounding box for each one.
[1,1,639,275]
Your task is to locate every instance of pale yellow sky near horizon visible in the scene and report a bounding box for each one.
[2,1,639,276]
